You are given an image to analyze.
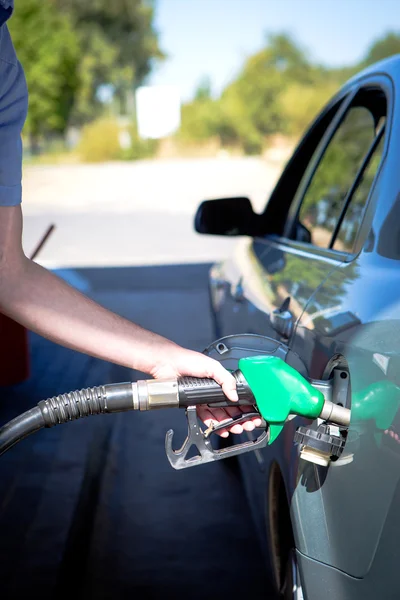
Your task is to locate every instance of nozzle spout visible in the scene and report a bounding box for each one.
[319,400,350,427]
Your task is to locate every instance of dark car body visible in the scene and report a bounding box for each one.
[196,55,400,599]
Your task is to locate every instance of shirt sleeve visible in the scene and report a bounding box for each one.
[0,24,28,206]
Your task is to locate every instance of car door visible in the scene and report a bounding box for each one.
[211,82,387,349]
[207,76,391,598]
[287,77,400,597]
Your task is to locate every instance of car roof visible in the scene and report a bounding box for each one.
[347,53,400,86]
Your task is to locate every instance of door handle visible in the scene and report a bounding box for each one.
[271,297,294,339]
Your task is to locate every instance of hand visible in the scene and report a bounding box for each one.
[151,345,262,437]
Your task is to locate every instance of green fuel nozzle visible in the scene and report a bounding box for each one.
[352,380,400,430]
[239,355,350,443]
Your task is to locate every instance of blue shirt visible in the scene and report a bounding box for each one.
[0,1,12,25]
[0,0,28,206]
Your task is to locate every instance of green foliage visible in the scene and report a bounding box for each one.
[120,127,159,160]
[55,0,164,122]
[194,76,213,101]
[300,107,376,216]
[179,31,400,155]
[78,118,121,162]
[9,0,80,142]
[363,31,400,66]
[78,118,158,162]
[220,34,311,150]
[294,106,385,251]
[71,26,119,125]
[179,97,221,142]
[9,0,163,148]
[279,80,338,136]
[57,0,164,81]
[179,33,336,154]
[8,2,400,163]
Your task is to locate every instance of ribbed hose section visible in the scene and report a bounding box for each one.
[38,385,107,427]
[0,383,134,457]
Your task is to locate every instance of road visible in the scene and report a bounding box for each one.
[21,157,281,266]
[0,264,276,600]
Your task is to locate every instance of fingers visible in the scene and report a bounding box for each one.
[209,361,238,402]
[240,405,263,428]
[223,406,250,432]
[224,405,262,429]
[198,404,263,437]
[222,379,239,402]
[177,352,238,402]
[209,406,245,434]
[197,406,244,436]
[197,406,230,438]
[224,406,256,432]
[188,354,265,434]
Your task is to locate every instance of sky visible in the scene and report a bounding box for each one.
[149,0,400,100]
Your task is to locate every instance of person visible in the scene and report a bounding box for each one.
[0,2,261,437]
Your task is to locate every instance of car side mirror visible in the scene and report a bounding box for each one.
[194,197,262,236]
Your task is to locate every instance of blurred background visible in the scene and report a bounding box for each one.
[2,3,400,599]
[15,0,400,267]
[12,0,400,163]
[10,0,398,267]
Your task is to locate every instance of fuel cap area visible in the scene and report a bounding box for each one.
[294,423,346,467]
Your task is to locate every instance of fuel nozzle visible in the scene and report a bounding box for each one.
[239,356,350,431]
[237,356,351,467]
[37,356,351,471]
[0,352,351,469]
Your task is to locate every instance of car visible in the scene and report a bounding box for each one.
[194,55,400,600]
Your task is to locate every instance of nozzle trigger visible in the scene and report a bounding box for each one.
[165,405,269,470]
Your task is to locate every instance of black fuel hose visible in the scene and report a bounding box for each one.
[0,376,256,457]
[0,383,134,457]
[0,407,45,456]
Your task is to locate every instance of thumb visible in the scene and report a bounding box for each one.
[210,361,238,402]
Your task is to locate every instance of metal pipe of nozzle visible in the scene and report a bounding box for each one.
[319,400,351,427]
[134,379,179,411]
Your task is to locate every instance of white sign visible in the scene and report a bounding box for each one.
[135,85,181,139]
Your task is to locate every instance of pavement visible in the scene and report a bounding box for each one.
[0,158,282,599]
[21,157,281,266]
[0,264,275,600]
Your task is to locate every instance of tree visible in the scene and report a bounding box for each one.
[69,27,119,125]
[194,76,213,101]
[216,33,315,152]
[362,32,400,67]
[332,31,400,83]
[9,0,80,151]
[178,77,221,143]
[9,0,164,148]
[179,97,221,143]
[279,79,338,136]
[55,0,165,121]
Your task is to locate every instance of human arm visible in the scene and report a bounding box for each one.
[0,24,260,434]
[0,206,261,434]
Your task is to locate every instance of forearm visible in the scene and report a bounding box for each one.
[0,256,177,374]
[0,207,239,408]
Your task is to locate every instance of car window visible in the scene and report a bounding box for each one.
[332,133,385,252]
[297,106,377,248]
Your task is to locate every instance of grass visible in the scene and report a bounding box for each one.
[23,150,80,166]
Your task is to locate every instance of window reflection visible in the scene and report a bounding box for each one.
[333,135,384,252]
[299,107,377,248]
